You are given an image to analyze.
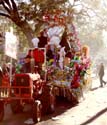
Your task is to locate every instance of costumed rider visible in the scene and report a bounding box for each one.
[48,36,61,66]
[31,37,39,73]
[58,46,66,70]
[22,37,40,74]
[81,45,91,70]
[22,55,31,73]
[28,38,42,91]
[31,37,43,95]
[0,66,3,86]
[31,37,45,76]
[47,21,65,67]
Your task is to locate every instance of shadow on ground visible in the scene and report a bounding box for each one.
[90,87,99,91]
[80,107,107,125]
[42,96,78,121]
[1,97,78,125]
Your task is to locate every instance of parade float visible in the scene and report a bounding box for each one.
[38,9,92,102]
[0,9,92,123]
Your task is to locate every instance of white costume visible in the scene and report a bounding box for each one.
[31,37,39,48]
[47,25,64,38]
[58,47,66,70]
[31,37,40,72]
[47,25,64,48]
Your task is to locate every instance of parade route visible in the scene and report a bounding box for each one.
[1,76,107,125]
[35,78,107,125]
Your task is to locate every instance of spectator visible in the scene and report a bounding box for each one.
[98,63,106,87]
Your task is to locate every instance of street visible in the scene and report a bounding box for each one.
[35,77,107,125]
[0,75,107,125]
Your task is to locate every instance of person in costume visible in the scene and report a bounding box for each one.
[22,55,31,73]
[30,37,45,73]
[81,45,91,70]
[58,46,66,70]
[0,66,3,86]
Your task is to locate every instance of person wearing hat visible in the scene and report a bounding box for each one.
[22,55,31,73]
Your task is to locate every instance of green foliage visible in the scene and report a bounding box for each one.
[18,0,67,21]
[0,0,69,49]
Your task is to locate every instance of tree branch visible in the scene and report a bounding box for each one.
[0,12,10,18]
[11,0,18,11]
[4,0,12,10]
[2,1,11,13]
[10,0,20,19]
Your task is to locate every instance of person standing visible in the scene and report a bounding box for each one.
[98,63,106,87]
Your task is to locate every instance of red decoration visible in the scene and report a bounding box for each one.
[28,49,44,63]
[43,15,50,22]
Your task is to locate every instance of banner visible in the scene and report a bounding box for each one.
[5,32,18,59]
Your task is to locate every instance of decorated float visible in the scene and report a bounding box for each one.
[0,9,92,123]
[15,9,92,103]
[29,9,92,102]
[13,10,91,103]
